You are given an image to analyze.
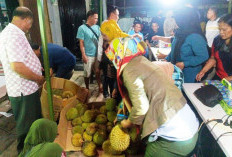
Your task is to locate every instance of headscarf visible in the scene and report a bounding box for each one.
[105,37,146,111]
[27,142,63,157]
[19,118,58,157]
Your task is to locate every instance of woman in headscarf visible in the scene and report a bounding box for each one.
[105,37,199,156]
[19,118,63,157]
[166,7,209,83]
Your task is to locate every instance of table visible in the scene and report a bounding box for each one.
[183,83,232,156]
[150,47,171,60]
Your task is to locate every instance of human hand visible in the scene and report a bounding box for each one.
[82,55,88,64]
[175,62,184,70]
[121,119,133,128]
[196,71,205,81]
[36,75,45,86]
[112,89,117,98]
[151,35,160,41]
[157,53,167,59]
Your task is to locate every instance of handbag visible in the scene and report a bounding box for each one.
[194,84,223,107]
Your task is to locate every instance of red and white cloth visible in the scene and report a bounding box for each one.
[0,23,42,97]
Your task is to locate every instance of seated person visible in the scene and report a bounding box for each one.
[146,18,164,47]
[105,37,199,157]
[31,43,76,79]
[19,118,64,157]
[128,22,144,42]
[196,14,232,81]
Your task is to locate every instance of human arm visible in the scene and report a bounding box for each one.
[151,35,171,43]
[10,62,44,86]
[121,70,149,126]
[196,57,216,81]
[79,39,88,64]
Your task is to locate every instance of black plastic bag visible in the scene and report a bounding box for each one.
[194,84,223,107]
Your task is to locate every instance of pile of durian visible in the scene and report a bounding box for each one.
[52,89,74,100]
[65,98,140,156]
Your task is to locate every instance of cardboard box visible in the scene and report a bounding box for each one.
[40,77,88,121]
[54,99,105,151]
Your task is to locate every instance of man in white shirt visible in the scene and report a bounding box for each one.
[0,7,44,154]
[206,7,220,48]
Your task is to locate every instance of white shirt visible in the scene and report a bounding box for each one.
[0,23,42,97]
[149,104,199,142]
[206,18,220,48]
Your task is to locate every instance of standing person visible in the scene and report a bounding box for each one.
[196,14,232,82]
[206,7,220,48]
[31,43,76,79]
[128,22,144,42]
[100,5,129,43]
[0,7,44,154]
[163,11,178,37]
[105,38,199,157]
[98,5,129,98]
[146,18,164,47]
[76,10,102,92]
[166,8,209,83]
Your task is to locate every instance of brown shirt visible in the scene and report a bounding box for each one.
[122,56,186,139]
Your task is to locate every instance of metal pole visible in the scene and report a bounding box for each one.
[99,0,103,24]
[37,0,54,121]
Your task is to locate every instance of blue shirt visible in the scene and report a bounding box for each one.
[76,24,100,57]
[40,43,76,68]
[128,30,144,43]
[166,33,209,83]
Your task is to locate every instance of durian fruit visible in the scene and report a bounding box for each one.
[105,98,117,111]
[129,127,138,142]
[52,89,63,96]
[53,95,62,99]
[71,133,83,147]
[83,131,92,141]
[102,140,122,155]
[71,117,82,126]
[82,122,91,130]
[98,124,107,132]
[93,130,107,146]
[99,105,107,114]
[86,122,97,135]
[95,114,107,124]
[107,111,117,123]
[62,90,74,99]
[110,125,130,151]
[82,141,97,157]
[81,110,95,123]
[106,122,113,133]
[66,108,78,121]
[76,103,88,116]
[72,125,84,135]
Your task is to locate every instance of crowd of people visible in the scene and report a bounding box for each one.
[0,2,231,156]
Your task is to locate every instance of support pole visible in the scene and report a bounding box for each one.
[37,0,54,121]
[229,0,232,14]
[99,0,103,24]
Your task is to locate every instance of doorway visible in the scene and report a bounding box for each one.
[58,0,86,59]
